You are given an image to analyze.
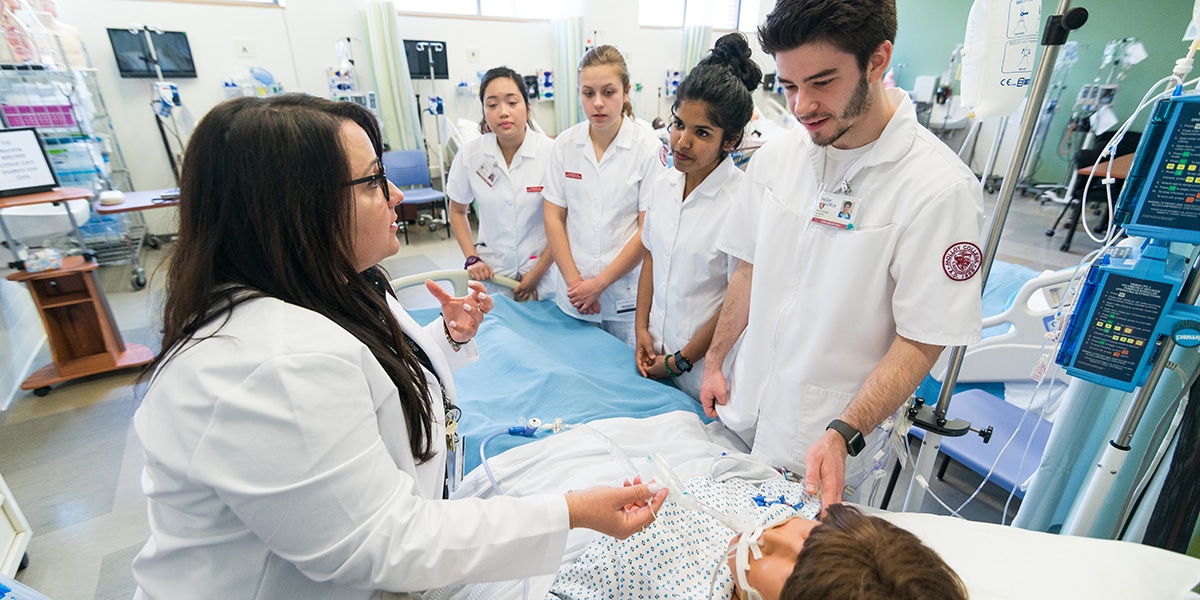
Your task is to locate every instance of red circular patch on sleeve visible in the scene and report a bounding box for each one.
[659,145,668,167]
[943,242,982,281]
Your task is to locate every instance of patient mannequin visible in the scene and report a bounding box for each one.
[550,475,966,600]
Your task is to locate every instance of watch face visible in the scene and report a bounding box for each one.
[828,419,865,456]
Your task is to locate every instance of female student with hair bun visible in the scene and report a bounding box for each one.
[447,66,555,301]
[634,33,761,399]
[543,44,668,346]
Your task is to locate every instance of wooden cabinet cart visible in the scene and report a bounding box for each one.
[6,254,154,396]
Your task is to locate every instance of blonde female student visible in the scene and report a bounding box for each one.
[635,33,761,399]
[543,44,668,346]
[447,66,555,301]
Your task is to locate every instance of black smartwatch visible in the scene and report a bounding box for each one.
[672,351,693,373]
[826,419,865,457]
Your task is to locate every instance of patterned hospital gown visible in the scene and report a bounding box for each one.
[548,476,820,599]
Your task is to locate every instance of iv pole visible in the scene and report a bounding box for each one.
[132,24,184,184]
[902,0,1089,512]
[414,41,447,231]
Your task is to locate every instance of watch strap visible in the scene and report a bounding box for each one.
[464,255,482,269]
[826,419,865,457]
[672,351,693,373]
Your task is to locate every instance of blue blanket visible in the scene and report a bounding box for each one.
[409,297,709,473]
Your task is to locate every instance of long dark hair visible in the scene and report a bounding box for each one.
[478,66,531,134]
[673,32,762,156]
[148,94,439,463]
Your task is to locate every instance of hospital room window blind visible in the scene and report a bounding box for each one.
[394,0,559,18]
[638,0,760,30]
[154,0,282,5]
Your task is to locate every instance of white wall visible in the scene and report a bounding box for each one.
[55,0,363,194]
[53,0,778,183]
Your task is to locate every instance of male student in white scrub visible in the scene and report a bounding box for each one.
[699,0,985,504]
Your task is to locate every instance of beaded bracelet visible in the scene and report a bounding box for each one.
[663,354,680,377]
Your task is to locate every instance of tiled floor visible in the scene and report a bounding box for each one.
[0,190,1102,599]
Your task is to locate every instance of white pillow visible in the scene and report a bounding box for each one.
[882,511,1200,600]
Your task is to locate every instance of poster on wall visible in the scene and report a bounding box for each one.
[0,128,60,197]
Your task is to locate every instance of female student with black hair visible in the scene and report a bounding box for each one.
[634,33,761,399]
[447,66,555,301]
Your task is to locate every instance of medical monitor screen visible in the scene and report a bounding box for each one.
[106,29,197,79]
[403,40,448,80]
[0,127,60,197]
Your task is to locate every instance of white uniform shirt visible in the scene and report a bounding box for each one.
[544,117,667,322]
[641,156,742,397]
[446,130,555,297]
[132,294,569,599]
[717,88,985,473]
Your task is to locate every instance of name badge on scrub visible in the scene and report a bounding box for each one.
[811,187,862,231]
[475,162,498,187]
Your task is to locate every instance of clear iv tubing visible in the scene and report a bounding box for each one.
[921,244,1104,521]
[1078,74,1184,245]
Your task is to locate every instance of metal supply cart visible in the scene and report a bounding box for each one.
[88,190,178,289]
[0,65,143,284]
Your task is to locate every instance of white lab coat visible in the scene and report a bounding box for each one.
[446,130,556,299]
[543,117,667,322]
[717,88,985,473]
[640,156,742,398]
[132,294,569,600]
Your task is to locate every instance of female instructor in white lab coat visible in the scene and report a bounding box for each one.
[131,95,665,600]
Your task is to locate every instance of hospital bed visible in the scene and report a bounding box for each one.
[395,261,1075,501]
[391,272,712,476]
[427,412,1200,600]
[391,270,1199,600]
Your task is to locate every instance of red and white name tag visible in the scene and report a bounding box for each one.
[565,172,582,180]
[526,186,544,193]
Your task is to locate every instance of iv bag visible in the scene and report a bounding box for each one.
[959,0,1041,119]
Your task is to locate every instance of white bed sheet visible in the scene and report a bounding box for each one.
[433,411,1200,600]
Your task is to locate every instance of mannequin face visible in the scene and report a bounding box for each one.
[731,518,819,600]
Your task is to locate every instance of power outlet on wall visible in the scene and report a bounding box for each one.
[235,40,256,58]
[466,47,480,63]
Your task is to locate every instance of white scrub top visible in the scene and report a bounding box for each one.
[717,88,985,473]
[543,117,667,322]
[446,130,556,298]
[641,155,742,397]
[132,294,569,599]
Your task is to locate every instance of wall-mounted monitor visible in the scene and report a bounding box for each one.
[403,40,448,80]
[106,28,197,79]
[0,127,60,197]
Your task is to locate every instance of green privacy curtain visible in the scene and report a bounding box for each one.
[363,2,423,151]
[681,25,712,75]
[552,16,584,134]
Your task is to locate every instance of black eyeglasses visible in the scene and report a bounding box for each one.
[343,166,390,201]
